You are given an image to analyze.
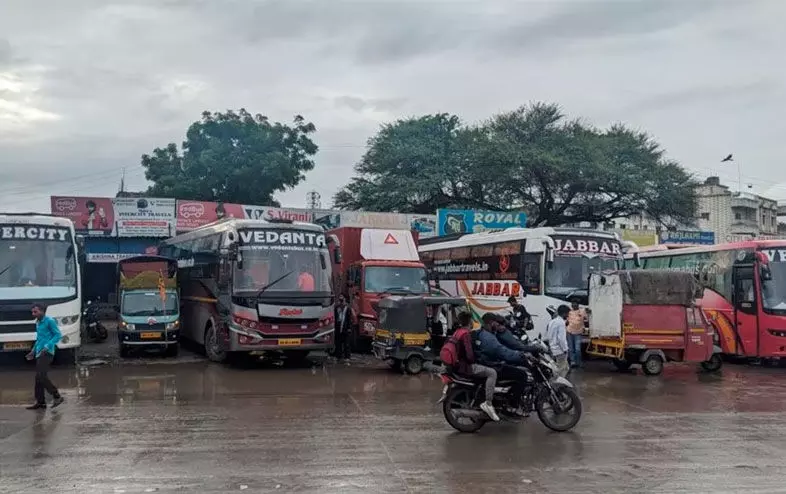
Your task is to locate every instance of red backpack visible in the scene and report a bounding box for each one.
[440,328,469,367]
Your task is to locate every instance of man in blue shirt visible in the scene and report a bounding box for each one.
[25,303,64,410]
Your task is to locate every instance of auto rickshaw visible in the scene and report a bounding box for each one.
[586,270,722,375]
[371,295,468,375]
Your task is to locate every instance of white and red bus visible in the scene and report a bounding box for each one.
[628,240,786,360]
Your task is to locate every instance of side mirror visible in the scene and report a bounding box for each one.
[327,234,341,264]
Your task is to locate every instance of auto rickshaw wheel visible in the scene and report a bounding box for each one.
[612,359,632,372]
[642,354,664,376]
[404,354,424,375]
[700,353,723,372]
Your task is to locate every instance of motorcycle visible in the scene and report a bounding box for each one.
[82,300,108,342]
[438,339,582,433]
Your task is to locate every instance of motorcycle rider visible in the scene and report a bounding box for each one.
[475,313,543,416]
[494,313,529,351]
[507,295,532,333]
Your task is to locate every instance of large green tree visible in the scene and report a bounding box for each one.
[142,109,317,206]
[334,103,697,226]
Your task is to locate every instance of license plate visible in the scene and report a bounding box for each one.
[278,338,301,346]
[140,332,162,339]
[3,341,32,351]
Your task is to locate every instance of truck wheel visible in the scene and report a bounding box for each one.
[642,354,664,376]
[204,324,226,363]
[404,355,424,375]
[700,353,722,372]
[612,359,632,372]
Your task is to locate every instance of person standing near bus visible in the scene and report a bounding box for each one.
[26,303,64,410]
[566,300,587,368]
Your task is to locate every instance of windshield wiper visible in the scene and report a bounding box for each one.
[255,271,294,299]
[0,264,14,278]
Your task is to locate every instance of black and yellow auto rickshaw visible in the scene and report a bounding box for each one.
[371,295,468,375]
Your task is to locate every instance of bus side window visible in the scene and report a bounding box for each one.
[520,253,542,295]
[733,266,756,313]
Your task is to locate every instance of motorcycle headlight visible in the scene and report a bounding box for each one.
[166,320,180,330]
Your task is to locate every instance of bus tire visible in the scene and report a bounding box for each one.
[204,324,226,363]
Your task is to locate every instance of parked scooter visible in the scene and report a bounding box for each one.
[82,300,108,342]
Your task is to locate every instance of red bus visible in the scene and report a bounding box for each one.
[627,240,786,360]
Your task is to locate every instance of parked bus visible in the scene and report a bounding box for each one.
[158,218,339,363]
[0,214,81,361]
[627,239,786,360]
[419,227,634,338]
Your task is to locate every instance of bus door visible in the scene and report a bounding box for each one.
[732,265,759,357]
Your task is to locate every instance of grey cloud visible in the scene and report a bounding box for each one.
[625,80,780,114]
[493,0,726,52]
[333,95,407,113]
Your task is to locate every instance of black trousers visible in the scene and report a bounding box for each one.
[334,330,351,359]
[499,365,529,406]
[35,352,61,405]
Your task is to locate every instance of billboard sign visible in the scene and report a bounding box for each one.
[660,230,715,245]
[436,209,527,236]
[50,196,115,236]
[113,198,176,237]
[176,200,245,231]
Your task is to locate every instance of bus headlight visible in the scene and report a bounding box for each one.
[60,315,79,325]
[166,320,180,330]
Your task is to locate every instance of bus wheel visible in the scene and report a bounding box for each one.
[204,325,226,363]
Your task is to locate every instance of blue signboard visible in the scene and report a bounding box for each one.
[436,209,527,236]
[660,230,715,245]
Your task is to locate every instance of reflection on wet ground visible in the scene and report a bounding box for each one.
[3,359,786,493]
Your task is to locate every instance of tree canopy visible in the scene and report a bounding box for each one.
[334,103,697,226]
[142,109,317,206]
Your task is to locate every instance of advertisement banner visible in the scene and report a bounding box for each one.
[241,205,313,223]
[51,196,115,236]
[660,230,715,245]
[407,214,437,238]
[176,200,245,231]
[437,209,527,236]
[620,230,659,248]
[114,198,176,237]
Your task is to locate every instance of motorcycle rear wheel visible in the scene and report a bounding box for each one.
[442,388,487,433]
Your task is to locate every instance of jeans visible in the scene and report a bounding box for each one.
[469,364,497,403]
[567,333,583,367]
[35,352,61,405]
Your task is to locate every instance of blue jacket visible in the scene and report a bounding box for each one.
[474,328,524,365]
[496,328,528,352]
[34,316,62,357]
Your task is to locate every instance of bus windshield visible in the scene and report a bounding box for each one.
[0,237,77,300]
[545,254,618,300]
[762,261,786,313]
[364,266,429,294]
[234,247,331,294]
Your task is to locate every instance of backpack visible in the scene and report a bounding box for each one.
[440,328,469,367]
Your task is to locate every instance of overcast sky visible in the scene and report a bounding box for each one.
[1,0,785,213]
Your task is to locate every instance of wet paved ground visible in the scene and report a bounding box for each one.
[3,357,786,494]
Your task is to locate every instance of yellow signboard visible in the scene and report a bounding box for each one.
[620,230,658,247]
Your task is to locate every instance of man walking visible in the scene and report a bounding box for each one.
[566,300,587,368]
[334,295,352,363]
[26,303,64,410]
[546,305,571,378]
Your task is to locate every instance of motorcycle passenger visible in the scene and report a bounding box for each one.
[475,313,543,415]
[445,311,500,422]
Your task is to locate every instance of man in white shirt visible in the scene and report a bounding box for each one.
[545,305,570,377]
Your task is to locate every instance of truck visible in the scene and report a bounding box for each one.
[327,227,429,349]
[117,255,180,358]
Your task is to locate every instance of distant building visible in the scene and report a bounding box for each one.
[695,177,778,242]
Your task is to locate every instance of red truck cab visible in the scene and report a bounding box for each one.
[328,227,429,347]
